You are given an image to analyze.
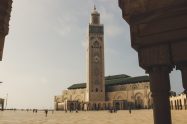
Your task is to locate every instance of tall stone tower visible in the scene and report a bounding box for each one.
[86,6,105,102]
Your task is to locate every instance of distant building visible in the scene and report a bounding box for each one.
[55,74,152,110]
[170,93,187,110]
[54,7,152,111]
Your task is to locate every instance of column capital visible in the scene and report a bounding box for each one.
[146,65,173,74]
[151,91,170,98]
[176,62,187,70]
[148,65,171,94]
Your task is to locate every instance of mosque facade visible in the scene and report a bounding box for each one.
[54,8,152,111]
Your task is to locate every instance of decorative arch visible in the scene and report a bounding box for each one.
[103,103,106,110]
[132,84,138,89]
[134,92,144,109]
[113,93,124,100]
[93,40,100,48]
[135,92,143,98]
[74,95,82,102]
[184,99,187,110]
[92,103,97,110]
[147,92,153,109]
[179,99,182,110]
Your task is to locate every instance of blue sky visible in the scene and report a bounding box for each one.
[0,0,184,109]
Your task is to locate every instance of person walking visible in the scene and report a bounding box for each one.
[129,105,132,114]
[45,109,48,117]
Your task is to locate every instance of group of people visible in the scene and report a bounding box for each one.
[32,109,38,113]
[108,107,117,113]
[64,105,132,114]
[32,109,54,117]
[64,108,79,113]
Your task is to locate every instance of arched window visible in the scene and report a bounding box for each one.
[93,41,100,48]
[170,101,173,110]
[179,99,182,110]
[174,100,177,110]
[184,99,187,110]
[177,100,179,110]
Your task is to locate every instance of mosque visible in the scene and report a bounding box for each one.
[54,7,153,111]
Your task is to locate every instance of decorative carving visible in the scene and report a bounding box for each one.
[119,0,185,23]
[114,92,125,100]
[74,95,83,101]
[89,25,104,34]
[93,56,100,63]
[138,45,171,69]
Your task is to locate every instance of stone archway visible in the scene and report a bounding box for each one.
[148,92,153,109]
[92,103,97,110]
[115,102,120,110]
[135,93,144,109]
[103,103,106,110]
[98,103,101,110]
[118,1,187,124]
[170,101,173,110]
[184,99,187,110]
[113,92,124,100]
[74,95,82,102]
[70,102,75,111]
[73,95,83,110]
[113,93,125,110]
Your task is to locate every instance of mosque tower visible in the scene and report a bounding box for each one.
[86,6,105,102]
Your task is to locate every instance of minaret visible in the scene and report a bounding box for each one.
[86,6,105,102]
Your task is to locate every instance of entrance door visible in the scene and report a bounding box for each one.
[70,103,74,110]
[115,102,120,110]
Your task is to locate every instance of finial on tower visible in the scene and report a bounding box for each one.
[94,4,96,10]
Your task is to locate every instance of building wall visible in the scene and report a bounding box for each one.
[106,82,151,109]
[62,89,86,102]
[54,82,153,110]
[170,93,187,110]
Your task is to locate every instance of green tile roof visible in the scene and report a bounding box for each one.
[105,75,149,86]
[67,75,149,89]
[67,83,86,89]
[105,74,130,80]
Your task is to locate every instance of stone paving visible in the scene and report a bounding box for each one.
[0,110,186,124]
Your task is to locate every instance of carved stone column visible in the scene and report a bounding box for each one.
[148,66,172,124]
[118,0,187,124]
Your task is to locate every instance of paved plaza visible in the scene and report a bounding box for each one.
[0,110,186,124]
